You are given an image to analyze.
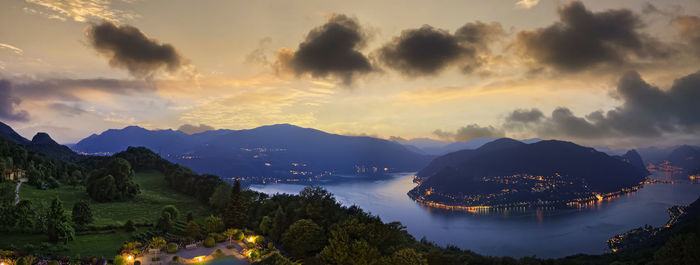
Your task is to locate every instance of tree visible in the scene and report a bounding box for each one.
[270,206,287,241]
[71,200,93,229]
[162,205,180,220]
[14,200,34,232]
[149,237,166,260]
[86,158,139,202]
[222,228,238,247]
[46,197,74,244]
[318,230,381,265]
[654,233,700,265]
[281,219,325,258]
[259,215,273,236]
[391,249,428,265]
[205,215,224,234]
[208,183,231,213]
[223,180,247,228]
[185,220,201,239]
[155,212,172,233]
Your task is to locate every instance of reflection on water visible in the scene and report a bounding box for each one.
[250,172,700,258]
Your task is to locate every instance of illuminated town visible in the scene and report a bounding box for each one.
[409,173,647,213]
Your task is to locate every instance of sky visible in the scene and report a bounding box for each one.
[1,0,700,149]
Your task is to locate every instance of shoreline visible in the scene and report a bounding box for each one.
[407,181,647,214]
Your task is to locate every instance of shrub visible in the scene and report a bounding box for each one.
[172,256,180,263]
[215,233,226,242]
[204,237,216,248]
[134,261,141,265]
[113,255,127,265]
[246,242,255,249]
[215,249,223,256]
[124,220,136,232]
[167,243,178,254]
[250,249,261,260]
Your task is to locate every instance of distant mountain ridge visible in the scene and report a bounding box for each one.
[73,124,433,181]
[395,137,542,155]
[0,121,83,162]
[410,138,648,208]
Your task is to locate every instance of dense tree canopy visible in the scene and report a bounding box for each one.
[71,200,93,229]
[86,158,139,202]
[46,197,74,244]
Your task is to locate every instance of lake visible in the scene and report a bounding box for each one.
[250,173,700,258]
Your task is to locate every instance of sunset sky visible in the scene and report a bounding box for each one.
[1,0,700,148]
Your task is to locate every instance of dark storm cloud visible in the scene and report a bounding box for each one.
[433,124,504,142]
[377,22,504,76]
[514,1,670,72]
[178,124,215,134]
[673,16,700,57]
[276,14,372,85]
[0,80,30,122]
[87,21,183,78]
[503,71,700,139]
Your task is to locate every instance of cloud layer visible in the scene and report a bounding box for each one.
[377,22,504,76]
[275,14,372,85]
[87,21,184,78]
[0,80,30,122]
[514,1,670,72]
[502,71,700,139]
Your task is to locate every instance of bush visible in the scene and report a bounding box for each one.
[167,242,178,254]
[215,233,226,242]
[172,256,180,263]
[124,220,136,232]
[204,237,216,248]
[134,261,141,265]
[114,255,127,265]
[246,242,255,249]
[215,249,223,256]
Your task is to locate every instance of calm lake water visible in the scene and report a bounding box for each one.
[250,173,700,258]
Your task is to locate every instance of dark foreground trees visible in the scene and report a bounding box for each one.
[86,158,139,202]
[71,200,93,229]
[46,197,74,244]
[224,179,247,228]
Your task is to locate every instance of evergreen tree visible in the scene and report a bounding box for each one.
[71,200,93,229]
[185,220,201,239]
[223,179,247,228]
[155,211,172,232]
[46,197,74,244]
[270,206,287,241]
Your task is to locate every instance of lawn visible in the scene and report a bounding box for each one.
[0,229,147,258]
[18,170,210,226]
[0,170,212,257]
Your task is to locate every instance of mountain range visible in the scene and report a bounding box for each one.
[71,124,433,182]
[394,137,542,155]
[0,121,82,162]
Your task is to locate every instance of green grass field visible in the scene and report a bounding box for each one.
[18,170,210,226]
[0,170,211,257]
